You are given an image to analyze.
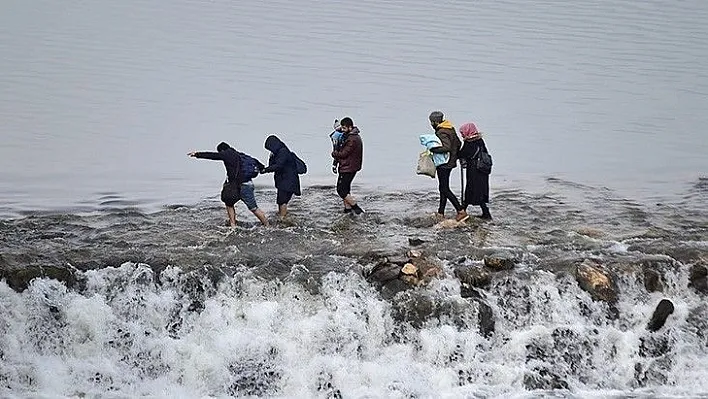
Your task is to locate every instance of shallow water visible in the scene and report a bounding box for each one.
[1,183,707,397]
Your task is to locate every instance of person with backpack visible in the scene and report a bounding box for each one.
[261,135,303,219]
[236,150,270,226]
[188,142,245,227]
[330,119,345,174]
[458,122,492,220]
[331,117,364,215]
[428,111,468,222]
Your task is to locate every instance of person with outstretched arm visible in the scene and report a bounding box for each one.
[188,142,269,227]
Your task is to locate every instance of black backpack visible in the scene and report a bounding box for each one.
[473,147,493,175]
[292,152,307,175]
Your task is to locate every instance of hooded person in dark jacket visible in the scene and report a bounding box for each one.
[261,135,301,218]
[331,117,364,215]
[428,111,469,222]
[188,142,244,227]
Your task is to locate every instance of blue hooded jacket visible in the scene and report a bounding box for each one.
[262,135,301,196]
[420,134,450,167]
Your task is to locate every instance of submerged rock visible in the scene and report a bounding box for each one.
[408,238,425,247]
[523,368,569,390]
[454,266,492,289]
[483,251,519,271]
[646,299,675,332]
[643,268,664,293]
[0,265,80,292]
[689,263,708,295]
[574,259,617,303]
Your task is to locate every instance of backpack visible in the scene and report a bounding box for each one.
[238,152,260,181]
[473,147,493,175]
[292,152,307,174]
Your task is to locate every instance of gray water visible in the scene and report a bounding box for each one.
[1,0,707,214]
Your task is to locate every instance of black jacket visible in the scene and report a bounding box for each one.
[262,135,301,195]
[194,148,241,183]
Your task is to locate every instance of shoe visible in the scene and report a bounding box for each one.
[352,204,364,215]
[344,208,352,214]
[455,210,470,222]
[480,212,492,220]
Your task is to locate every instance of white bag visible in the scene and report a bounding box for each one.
[416,151,436,178]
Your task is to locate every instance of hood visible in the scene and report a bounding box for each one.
[420,134,441,147]
[436,120,454,130]
[265,135,286,152]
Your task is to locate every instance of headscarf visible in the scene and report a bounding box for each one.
[460,122,482,140]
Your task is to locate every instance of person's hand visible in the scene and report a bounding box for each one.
[332,165,338,174]
[188,151,197,157]
[460,159,468,168]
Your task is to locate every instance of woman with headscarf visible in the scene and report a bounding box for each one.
[458,122,492,220]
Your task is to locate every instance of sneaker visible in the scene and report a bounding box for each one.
[480,212,493,220]
[352,204,364,215]
[344,208,352,214]
[455,210,470,222]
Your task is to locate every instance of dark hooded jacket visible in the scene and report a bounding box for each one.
[194,147,242,184]
[331,127,363,173]
[428,120,461,169]
[262,135,301,196]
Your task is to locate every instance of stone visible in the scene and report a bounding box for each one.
[477,300,495,338]
[1,265,80,292]
[689,264,708,295]
[454,266,492,288]
[366,263,400,285]
[643,268,664,293]
[401,263,418,276]
[408,249,423,259]
[483,251,518,271]
[647,299,675,332]
[400,275,420,286]
[574,259,617,303]
[408,238,425,247]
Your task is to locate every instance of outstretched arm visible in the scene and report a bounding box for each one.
[188,151,224,160]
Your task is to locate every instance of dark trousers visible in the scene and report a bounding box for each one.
[437,167,462,214]
[337,172,357,199]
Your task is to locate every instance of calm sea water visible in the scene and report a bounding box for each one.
[1,0,707,214]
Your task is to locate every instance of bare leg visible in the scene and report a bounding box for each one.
[278,204,288,218]
[225,205,237,227]
[251,208,270,226]
[343,194,357,207]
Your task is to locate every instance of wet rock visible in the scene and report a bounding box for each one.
[483,251,518,271]
[0,265,80,292]
[408,238,425,247]
[434,219,465,229]
[412,257,443,284]
[408,249,423,259]
[643,268,664,293]
[688,264,708,295]
[523,368,569,390]
[401,263,417,276]
[380,279,411,300]
[574,259,617,303]
[386,255,410,266]
[477,300,495,338]
[366,263,400,286]
[400,275,420,287]
[454,266,492,289]
[647,299,675,332]
[574,226,605,238]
